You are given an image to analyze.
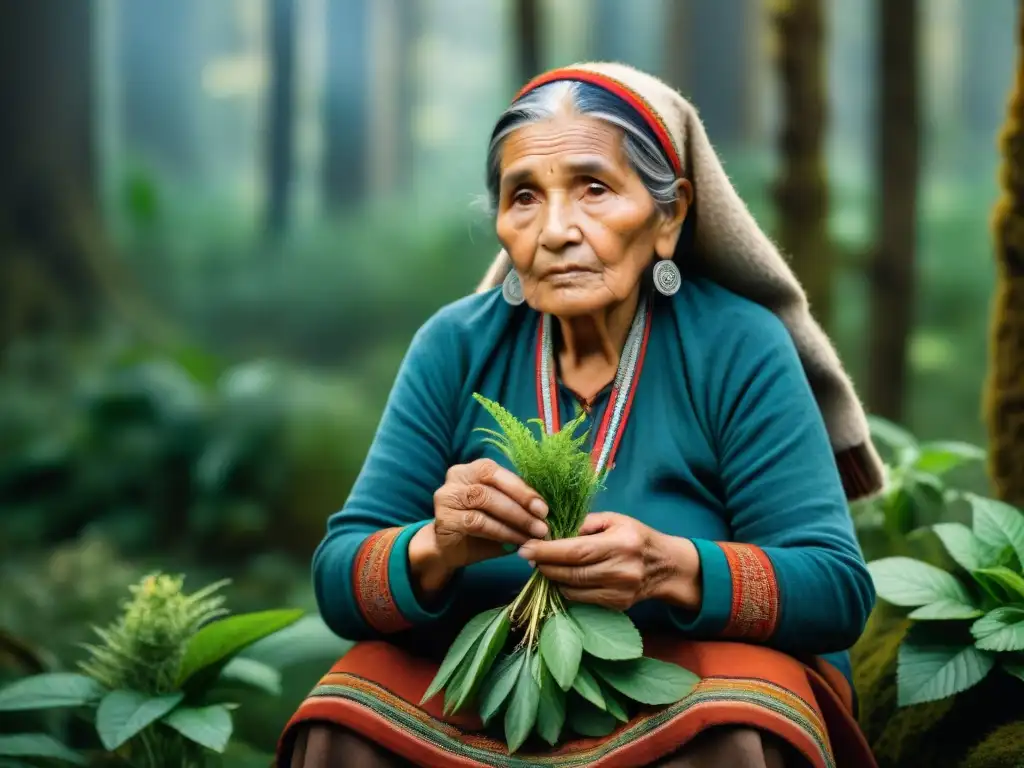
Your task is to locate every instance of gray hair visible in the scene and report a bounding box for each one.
[485,80,680,215]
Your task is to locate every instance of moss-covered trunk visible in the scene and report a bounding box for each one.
[986,1,1024,509]
[514,0,542,83]
[866,0,921,423]
[772,0,832,332]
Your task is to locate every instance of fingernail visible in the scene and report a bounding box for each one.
[530,499,548,518]
[528,560,536,569]
[518,545,535,559]
[530,521,548,538]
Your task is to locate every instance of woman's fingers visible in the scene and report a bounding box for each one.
[535,563,599,587]
[457,508,532,545]
[518,533,610,565]
[470,459,549,520]
[462,483,548,539]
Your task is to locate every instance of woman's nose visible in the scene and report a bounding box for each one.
[538,195,583,251]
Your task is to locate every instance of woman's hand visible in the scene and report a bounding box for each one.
[517,512,702,612]
[409,459,549,597]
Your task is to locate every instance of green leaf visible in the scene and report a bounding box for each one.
[421,607,503,705]
[0,734,85,764]
[163,704,234,753]
[883,489,916,537]
[867,557,972,607]
[914,442,986,475]
[972,566,1024,602]
[504,652,541,754]
[591,657,700,706]
[536,659,567,746]
[449,609,510,714]
[598,679,630,723]
[868,416,918,456]
[971,607,1024,652]
[177,609,303,688]
[241,615,353,669]
[932,523,1000,571]
[96,690,184,750]
[540,612,584,691]
[968,494,1024,567]
[1002,662,1024,683]
[567,604,643,661]
[571,664,606,711]
[478,652,523,726]
[0,673,105,712]
[908,600,983,621]
[217,657,282,696]
[567,695,618,738]
[897,643,994,706]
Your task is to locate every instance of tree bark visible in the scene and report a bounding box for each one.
[866,0,921,423]
[986,1,1024,507]
[323,0,370,210]
[0,1,115,349]
[265,0,297,236]
[514,0,542,84]
[772,0,832,330]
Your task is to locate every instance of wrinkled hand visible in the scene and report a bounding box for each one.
[430,458,549,572]
[517,512,699,612]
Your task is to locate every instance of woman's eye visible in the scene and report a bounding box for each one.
[585,182,609,197]
[513,190,537,206]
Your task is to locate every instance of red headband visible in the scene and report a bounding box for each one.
[515,68,683,177]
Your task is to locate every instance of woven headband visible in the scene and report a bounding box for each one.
[515,67,683,177]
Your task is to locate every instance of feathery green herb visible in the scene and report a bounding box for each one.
[423,395,699,752]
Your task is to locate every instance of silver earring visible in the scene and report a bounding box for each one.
[502,269,525,305]
[652,259,681,296]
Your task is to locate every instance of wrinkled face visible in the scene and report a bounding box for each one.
[495,111,686,317]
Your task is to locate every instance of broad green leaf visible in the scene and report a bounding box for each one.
[867,557,972,607]
[972,566,1024,602]
[971,607,1024,652]
[914,442,985,475]
[932,523,1000,571]
[242,615,353,669]
[536,659,567,746]
[598,680,630,723]
[591,657,700,706]
[968,494,1024,567]
[0,760,34,768]
[908,600,982,621]
[0,734,85,764]
[868,416,918,456]
[217,657,282,696]
[449,609,510,714]
[96,690,184,750]
[163,704,234,753]
[420,607,503,705]
[883,489,916,538]
[897,643,994,706]
[571,664,606,711]
[443,647,479,715]
[540,612,584,691]
[177,609,303,688]
[478,653,523,726]
[567,604,643,661]
[1002,662,1024,683]
[0,673,105,712]
[504,652,541,754]
[567,696,618,738]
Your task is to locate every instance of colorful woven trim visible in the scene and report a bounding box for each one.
[719,543,780,641]
[515,68,683,177]
[352,527,413,634]
[296,673,834,768]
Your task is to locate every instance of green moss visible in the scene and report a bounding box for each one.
[854,605,1024,767]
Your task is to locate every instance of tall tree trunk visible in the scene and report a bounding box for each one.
[866,0,921,422]
[772,0,832,330]
[265,0,297,236]
[322,0,370,210]
[986,1,1024,507]
[514,0,542,84]
[0,1,116,349]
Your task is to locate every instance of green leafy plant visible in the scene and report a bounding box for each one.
[868,492,1024,707]
[851,416,986,539]
[0,573,302,766]
[423,395,699,753]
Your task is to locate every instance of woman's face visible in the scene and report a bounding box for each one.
[495,111,688,317]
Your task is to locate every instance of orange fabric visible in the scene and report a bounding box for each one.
[352,528,412,634]
[277,637,876,768]
[719,543,781,641]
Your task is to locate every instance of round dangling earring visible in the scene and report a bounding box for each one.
[502,269,525,305]
[652,259,682,296]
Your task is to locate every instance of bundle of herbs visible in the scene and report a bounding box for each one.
[422,394,700,752]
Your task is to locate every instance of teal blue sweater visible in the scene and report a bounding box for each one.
[313,280,874,670]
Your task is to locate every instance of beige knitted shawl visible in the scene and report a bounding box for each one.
[475,62,883,500]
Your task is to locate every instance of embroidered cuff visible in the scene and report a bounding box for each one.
[718,542,780,641]
[352,521,457,634]
[669,538,733,635]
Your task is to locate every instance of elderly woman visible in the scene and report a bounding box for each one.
[277,63,883,768]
